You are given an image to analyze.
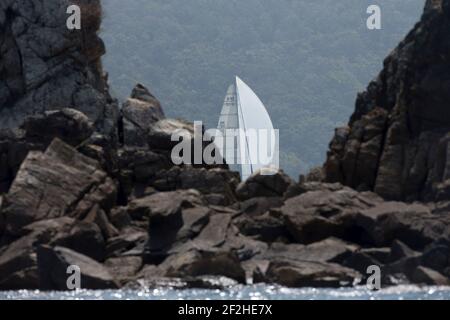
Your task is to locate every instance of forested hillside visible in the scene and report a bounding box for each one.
[101,0,424,177]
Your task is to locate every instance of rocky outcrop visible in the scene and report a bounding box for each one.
[1,0,450,291]
[0,135,449,290]
[324,0,450,202]
[0,108,98,194]
[161,250,246,283]
[37,245,119,290]
[121,84,165,147]
[0,230,41,290]
[21,108,94,147]
[236,170,293,200]
[152,167,239,205]
[1,138,116,237]
[0,0,119,193]
[266,260,360,288]
[280,185,382,244]
[0,0,118,136]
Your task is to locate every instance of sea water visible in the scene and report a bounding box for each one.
[1,285,450,300]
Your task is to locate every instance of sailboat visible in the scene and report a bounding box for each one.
[216,76,278,180]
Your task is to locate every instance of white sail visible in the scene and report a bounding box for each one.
[217,84,241,174]
[235,76,276,180]
[217,77,278,180]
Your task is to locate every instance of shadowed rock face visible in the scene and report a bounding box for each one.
[1,138,116,236]
[0,0,118,136]
[37,245,119,290]
[324,0,450,202]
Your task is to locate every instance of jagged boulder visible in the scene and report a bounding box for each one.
[340,202,450,249]
[0,231,43,290]
[248,237,361,287]
[266,260,361,288]
[192,212,233,249]
[281,187,450,250]
[389,240,420,262]
[234,210,288,243]
[124,189,208,261]
[105,256,143,285]
[152,167,239,204]
[419,240,450,275]
[117,147,172,202]
[23,217,106,261]
[105,227,148,258]
[236,170,294,201]
[263,238,358,264]
[238,196,284,216]
[160,249,246,283]
[0,138,116,236]
[37,245,119,290]
[147,118,195,150]
[410,266,450,286]
[121,84,165,146]
[0,109,98,194]
[127,189,205,221]
[21,108,94,147]
[280,186,382,244]
[0,215,112,290]
[145,205,211,262]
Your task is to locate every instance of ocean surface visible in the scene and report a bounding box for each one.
[1,285,450,300]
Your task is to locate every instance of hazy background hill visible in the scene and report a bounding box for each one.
[101,0,424,178]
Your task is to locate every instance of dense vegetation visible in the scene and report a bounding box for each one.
[101,0,424,177]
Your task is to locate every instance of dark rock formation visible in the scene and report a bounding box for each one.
[121,84,165,147]
[0,230,42,290]
[236,170,294,200]
[1,0,450,291]
[37,245,119,290]
[324,0,450,202]
[21,108,94,147]
[0,0,118,136]
[280,185,382,244]
[24,217,106,261]
[0,108,98,194]
[152,167,239,205]
[1,138,116,237]
[266,259,360,288]
[161,250,246,283]
[104,256,142,285]
[410,266,450,286]
[0,0,118,194]
[234,210,287,243]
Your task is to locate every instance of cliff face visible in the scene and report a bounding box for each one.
[324,0,450,202]
[0,0,117,134]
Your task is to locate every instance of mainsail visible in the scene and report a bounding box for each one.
[217,84,241,174]
[217,76,277,180]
